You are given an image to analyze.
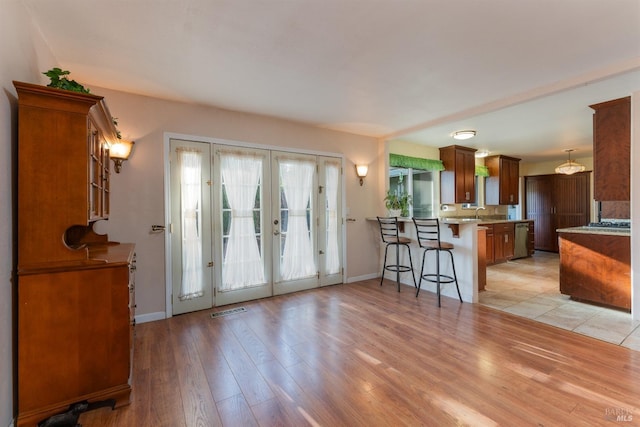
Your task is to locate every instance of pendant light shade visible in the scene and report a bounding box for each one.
[555,149,585,175]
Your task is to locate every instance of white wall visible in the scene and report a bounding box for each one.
[0,2,58,424]
[90,86,382,318]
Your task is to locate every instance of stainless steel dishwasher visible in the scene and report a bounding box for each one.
[513,222,529,259]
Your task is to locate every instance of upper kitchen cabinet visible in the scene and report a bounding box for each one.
[439,145,477,204]
[590,96,630,201]
[485,155,520,205]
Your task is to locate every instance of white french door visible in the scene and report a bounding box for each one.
[169,138,343,314]
[272,152,319,295]
[169,140,214,315]
[212,146,272,306]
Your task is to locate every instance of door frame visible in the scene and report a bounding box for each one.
[163,132,346,319]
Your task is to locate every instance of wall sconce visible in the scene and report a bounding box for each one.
[355,164,368,186]
[110,140,135,173]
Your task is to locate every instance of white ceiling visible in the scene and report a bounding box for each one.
[22,0,640,163]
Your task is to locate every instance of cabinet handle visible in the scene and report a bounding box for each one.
[505,234,508,243]
[465,191,470,200]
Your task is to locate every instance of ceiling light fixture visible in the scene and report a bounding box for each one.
[475,150,490,158]
[453,130,476,140]
[555,149,585,175]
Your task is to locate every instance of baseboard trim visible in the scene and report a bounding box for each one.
[346,273,378,283]
[135,311,166,324]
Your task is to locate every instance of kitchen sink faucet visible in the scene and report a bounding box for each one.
[475,206,486,219]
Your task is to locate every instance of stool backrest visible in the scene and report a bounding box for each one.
[412,218,443,249]
[377,216,400,243]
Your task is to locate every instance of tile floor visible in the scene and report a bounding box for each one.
[479,251,640,351]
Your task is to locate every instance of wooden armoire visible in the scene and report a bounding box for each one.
[14,81,136,427]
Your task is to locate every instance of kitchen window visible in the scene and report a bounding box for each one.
[389,167,435,218]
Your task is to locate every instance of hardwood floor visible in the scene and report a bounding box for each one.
[80,279,640,426]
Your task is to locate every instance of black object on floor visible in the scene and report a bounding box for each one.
[38,399,116,427]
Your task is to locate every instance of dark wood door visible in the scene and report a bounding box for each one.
[525,175,555,251]
[525,172,590,252]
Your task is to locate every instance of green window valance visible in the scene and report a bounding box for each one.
[389,153,445,171]
[476,165,490,177]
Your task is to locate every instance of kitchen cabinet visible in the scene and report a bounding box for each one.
[493,222,514,263]
[14,81,135,427]
[483,221,524,266]
[485,155,520,205]
[590,96,630,201]
[439,145,477,204]
[558,230,630,310]
[524,172,590,252]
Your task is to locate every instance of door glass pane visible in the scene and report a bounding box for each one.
[325,162,340,274]
[177,148,205,300]
[220,153,266,291]
[279,159,316,280]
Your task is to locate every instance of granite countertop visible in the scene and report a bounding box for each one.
[444,217,533,224]
[366,217,533,224]
[557,226,631,237]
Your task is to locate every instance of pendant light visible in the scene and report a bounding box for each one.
[555,149,585,175]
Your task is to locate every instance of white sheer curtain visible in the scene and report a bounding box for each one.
[220,153,265,291]
[325,162,340,275]
[280,159,316,280]
[177,148,204,300]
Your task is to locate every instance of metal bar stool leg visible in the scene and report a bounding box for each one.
[436,250,442,307]
[380,244,390,286]
[403,243,417,289]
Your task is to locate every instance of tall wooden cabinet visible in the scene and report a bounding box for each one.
[590,97,630,201]
[485,155,520,205]
[524,172,590,252]
[14,81,135,427]
[439,145,477,204]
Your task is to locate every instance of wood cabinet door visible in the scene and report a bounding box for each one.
[440,145,477,204]
[454,148,476,203]
[485,225,495,265]
[591,97,630,201]
[553,173,590,231]
[485,155,520,205]
[505,158,520,205]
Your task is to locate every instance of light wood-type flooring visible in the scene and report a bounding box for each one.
[80,278,640,426]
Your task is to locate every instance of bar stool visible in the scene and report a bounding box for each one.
[412,217,462,307]
[377,216,417,292]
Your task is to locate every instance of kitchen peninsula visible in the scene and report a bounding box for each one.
[557,226,631,310]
